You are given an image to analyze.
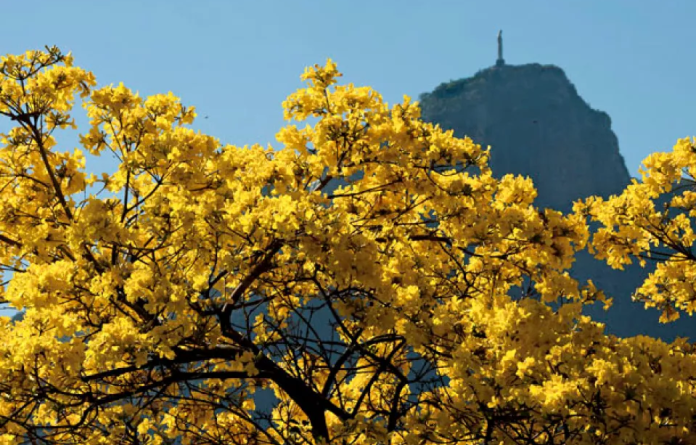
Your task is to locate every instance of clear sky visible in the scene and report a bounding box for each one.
[1,1,694,178]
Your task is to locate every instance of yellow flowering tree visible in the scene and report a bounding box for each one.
[582,138,696,323]
[0,47,694,444]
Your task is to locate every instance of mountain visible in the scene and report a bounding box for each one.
[418,63,695,341]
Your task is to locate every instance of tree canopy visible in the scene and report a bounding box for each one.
[0,47,694,445]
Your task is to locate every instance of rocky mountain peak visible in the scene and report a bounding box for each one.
[419,63,631,212]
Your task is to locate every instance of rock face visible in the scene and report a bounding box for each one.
[419,64,630,211]
[419,63,695,340]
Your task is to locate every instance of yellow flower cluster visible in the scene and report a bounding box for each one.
[582,137,696,322]
[0,48,693,444]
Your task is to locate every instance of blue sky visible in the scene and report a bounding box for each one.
[1,1,694,177]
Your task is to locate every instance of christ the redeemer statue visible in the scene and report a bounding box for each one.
[496,30,505,66]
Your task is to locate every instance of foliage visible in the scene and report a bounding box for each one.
[0,47,693,444]
[582,138,696,323]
